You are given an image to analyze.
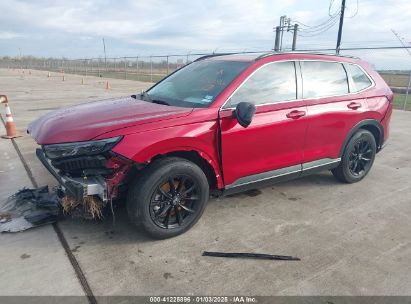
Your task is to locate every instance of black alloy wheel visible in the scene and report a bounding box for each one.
[127,157,209,239]
[348,139,373,177]
[150,175,200,229]
[332,129,377,183]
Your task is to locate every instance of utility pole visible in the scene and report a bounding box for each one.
[279,16,286,51]
[292,24,299,51]
[274,16,298,51]
[102,38,107,72]
[19,47,22,71]
[274,26,281,51]
[336,0,346,54]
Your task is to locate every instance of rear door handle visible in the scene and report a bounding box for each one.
[347,102,362,110]
[286,110,306,119]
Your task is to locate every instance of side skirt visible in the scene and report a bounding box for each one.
[222,158,340,196]
[300,158,341,177]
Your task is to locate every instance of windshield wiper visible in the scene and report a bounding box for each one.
[151,99,170,106]
[139,91,170,106]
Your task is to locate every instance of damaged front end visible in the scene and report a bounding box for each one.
[35,136,133,218]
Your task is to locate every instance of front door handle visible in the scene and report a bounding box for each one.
[347,102,362,110]
[286,110,306,119]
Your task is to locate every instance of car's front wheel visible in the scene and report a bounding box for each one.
[332,129,377,183]
[127,157,209,239]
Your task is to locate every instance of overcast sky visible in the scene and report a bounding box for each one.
[0,0,410,68]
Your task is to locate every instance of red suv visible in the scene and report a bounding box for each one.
[28,52,393,238]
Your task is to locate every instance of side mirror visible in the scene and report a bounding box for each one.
[234,102,256,128]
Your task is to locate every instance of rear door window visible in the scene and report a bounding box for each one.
[344,63,373,92]
[301,61,349,98]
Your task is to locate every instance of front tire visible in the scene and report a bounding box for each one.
[332,129,376,183]
[127,157,209,239]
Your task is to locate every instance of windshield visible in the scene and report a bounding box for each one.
[144,60,250,108]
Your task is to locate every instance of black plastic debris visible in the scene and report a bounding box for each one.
[0,186,62,232]
[202,251,300,261]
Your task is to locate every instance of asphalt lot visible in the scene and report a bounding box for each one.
[0,68,410,297]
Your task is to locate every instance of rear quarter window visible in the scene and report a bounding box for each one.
[344,63,373,92]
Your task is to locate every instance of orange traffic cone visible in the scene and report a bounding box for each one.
[1,95,21,139]
[105,81,111,90]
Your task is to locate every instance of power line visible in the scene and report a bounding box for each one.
[294,13,339,30]
[293,0,358,41]
[297,16,340,34]
[346,0,359,18]
[391,29,411,56]
[291,0,342,39]
[329,0,339,16]
[298,17,339,37]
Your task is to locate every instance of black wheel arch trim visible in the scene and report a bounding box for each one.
[339,119,384,158]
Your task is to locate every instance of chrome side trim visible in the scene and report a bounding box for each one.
[302,158,341,171]
[300,158,341,177]
[220,60,375,111]
[224,157,341,192]
[225,164,302,189]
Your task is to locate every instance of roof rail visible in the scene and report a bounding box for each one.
[256,51,359,60]
[194,52,238,62]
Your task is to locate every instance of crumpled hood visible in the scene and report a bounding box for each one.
[28,96,193,144]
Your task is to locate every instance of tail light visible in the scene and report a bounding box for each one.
[385,90,394,103]
[386,94,394,103]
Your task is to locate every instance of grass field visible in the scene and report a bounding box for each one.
[393,93,411,111]
[379,72,411,88]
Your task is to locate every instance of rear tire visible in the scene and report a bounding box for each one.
[127,157,209,239]
[332,129,376,183]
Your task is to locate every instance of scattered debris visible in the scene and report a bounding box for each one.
[202,251,300,261]
[1,186,108,233]
[0,186,61,232]
[62,195,104,219]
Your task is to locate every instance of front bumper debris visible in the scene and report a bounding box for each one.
[36,148,107,202]
[0,186,61,232]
